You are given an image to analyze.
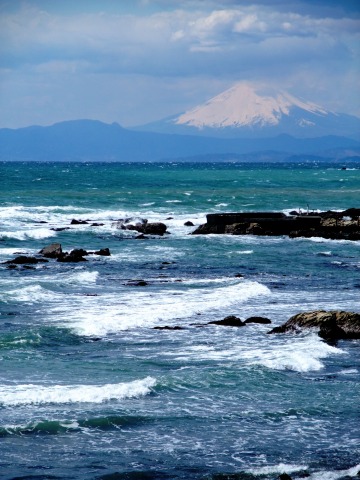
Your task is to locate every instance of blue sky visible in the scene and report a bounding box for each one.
[0,0,359,128]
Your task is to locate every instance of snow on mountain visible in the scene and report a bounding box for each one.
[134,81,359,140]
[174,82,329,129]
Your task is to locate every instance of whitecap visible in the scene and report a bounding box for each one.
[46,279,270,336]
[65,270,99,285]
[247,333,345,373]
[174,332,344,373]
[247,463,308,476]
[0,377,156,406]
[309,463,360,480]
[0,228,56,241]
[339,368,358,375]
[5,285,58,303]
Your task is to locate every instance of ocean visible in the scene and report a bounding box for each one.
[0,161,359,480]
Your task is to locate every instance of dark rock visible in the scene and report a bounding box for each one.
[245,316,272,324]
[268,310,360,339]
[225,223,248,235]
[184,221,194,226]
[72,248,88,256]
[153,326,184,330]
[39,243,63,259]
[135,234,149,239]
[123,221,167,236]
[192,223,221,234]
[143,222,167,235]
[50,227,71,232]
[246,222,264,235]
[318,317,348,342]
[5,256,48,265]
[70,219,89,225]
[208,315,245,327]
[343,207,360,219]
[234,273,244,278]
[6,264,18,269]
[126,280,148,287]
[57,249,88,263]
[114,217,148,230]
[91,223,104,227]
[166,217,173,220]
[94,248,111,256]
[267,324,290,334]
[278,474,293,480]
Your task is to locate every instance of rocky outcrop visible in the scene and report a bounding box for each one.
[93,248,111,256]
[57,249,88,263]
[268,310,360,339]
[125,280,148,287]
[113,217,168,236]
[153,326,184,330]
[245,316,272,324]
[70,219,89,225]
[4,256,48,265]
[192,209,360,240]
[39,243,63,258]
[36,243,111,262]
[123,221,168,236]
[207,315,245,327]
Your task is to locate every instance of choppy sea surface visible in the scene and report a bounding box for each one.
[0,161,359,480]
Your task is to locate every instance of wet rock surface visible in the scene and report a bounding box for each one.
[268,310,360,339]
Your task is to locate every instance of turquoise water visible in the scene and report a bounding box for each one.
[0,161,359,480]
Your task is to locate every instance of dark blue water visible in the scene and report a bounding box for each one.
[0,162,359,480]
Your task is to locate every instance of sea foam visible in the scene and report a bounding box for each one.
[0,377,156,406]
[46,279,270,336]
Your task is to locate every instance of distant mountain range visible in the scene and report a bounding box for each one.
[0,82,359,162]
[0,119,359,162]
[136,82,360,140]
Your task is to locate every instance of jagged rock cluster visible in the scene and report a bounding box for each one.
[154,310,360,342]
[3,243,111,268]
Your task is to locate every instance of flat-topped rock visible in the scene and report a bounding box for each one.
[192,209,360,240]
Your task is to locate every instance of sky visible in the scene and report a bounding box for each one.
[0,0,359,129]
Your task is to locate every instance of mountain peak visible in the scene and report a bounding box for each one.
[174,82,329,130]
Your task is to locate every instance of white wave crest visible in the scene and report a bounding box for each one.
[309,463,360,480]
[248,463,308,476]
[5,285,58,303]
[0,377,156,406]
[65,270,99,285]
[252,333,345,372]
[46,279,270,336]
[0,228,56,241]
[174,332,344,373]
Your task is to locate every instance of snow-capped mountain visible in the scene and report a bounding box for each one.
[175,83,328,128]
[136,82,360,140]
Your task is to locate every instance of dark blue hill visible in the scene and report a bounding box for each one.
[0,119,359,162]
